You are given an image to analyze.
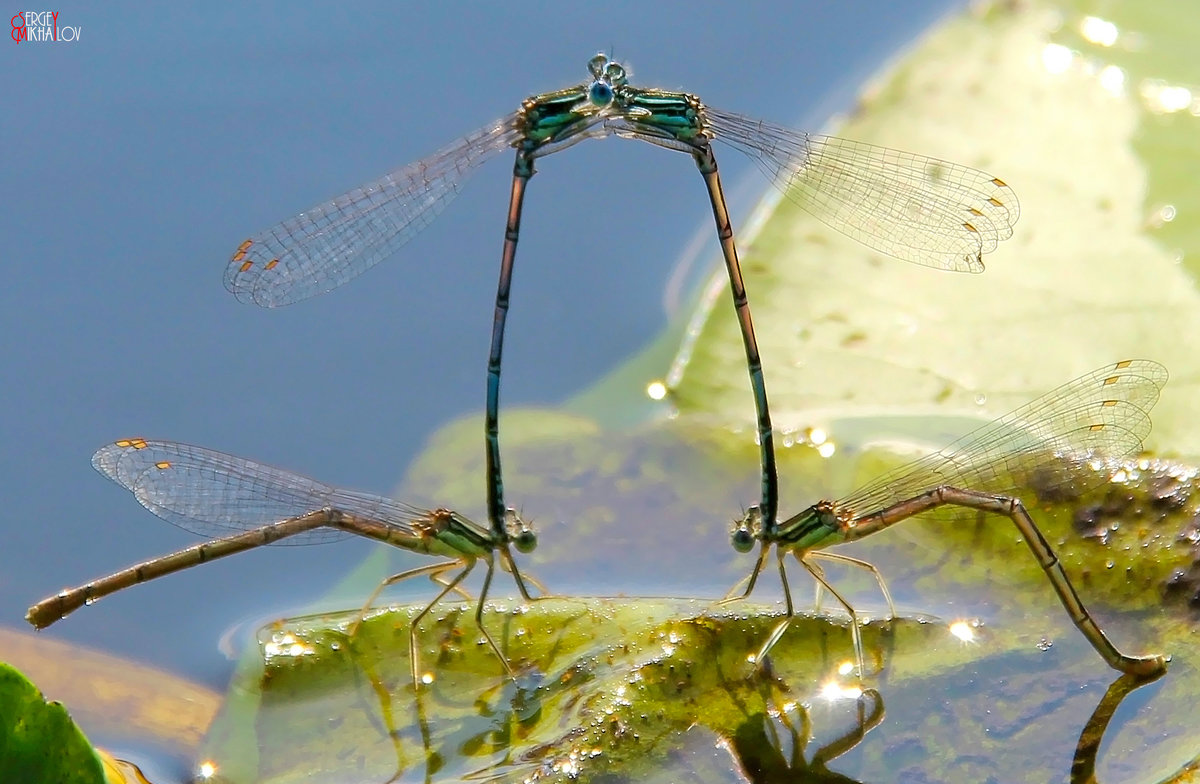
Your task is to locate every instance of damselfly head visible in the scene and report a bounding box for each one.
[730,505,764,552]
[504,507,538,554]
[585,53,628,108]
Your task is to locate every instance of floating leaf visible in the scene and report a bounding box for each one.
[0,660,106,784]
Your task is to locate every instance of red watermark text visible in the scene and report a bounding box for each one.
[12,11,82,44]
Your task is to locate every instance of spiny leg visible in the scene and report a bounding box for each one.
[850,486,1167,676]
[474,552,517,681]
[797,554,866,680]
[808,559,828,614]
[499,544,539,601]
[752,548,799,669]
[720,541,771,604]
[806,550,897,621]
[347,559,467,637]
[408,561,476,689]
[429,568,474,603]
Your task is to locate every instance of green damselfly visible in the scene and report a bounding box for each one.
[725,360,1168,679]
[26,438,539,687]
[226,53,1018,546]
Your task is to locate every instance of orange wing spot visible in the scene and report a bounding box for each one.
[1101,399,1118,407]
[115,438,148,449]
[232,250,247,262]
[1115,360,1132,369]
[236,239,253,253]
[1103,374,1120,386]
[991,178,1007,187]
[987,197,1004,208]
[967,207,983,216]
[1089,424,1106,431]
[963,222,979,234]
[239,260,253,273]
[264,259,279,271]
[155,461,172,470]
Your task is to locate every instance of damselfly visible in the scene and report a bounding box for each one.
[26,438,540,687]
[225,53,1018,546]
[724,360,1168,679]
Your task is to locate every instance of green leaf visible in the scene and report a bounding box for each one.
[0,661,106,784]
[194,402,1200,781]
[202,598,950,783]
[665,0,1200,456]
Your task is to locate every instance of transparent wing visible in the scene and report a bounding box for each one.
[837,360,1168,519]
[93,439,429,544]
[225,115,524,307]
[704,107,1019,272]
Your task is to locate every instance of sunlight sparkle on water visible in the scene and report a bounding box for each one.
[1080,15,1119,47]
[1041,43,1074,74]
[263,632,314,658]
[646,380,667,400]
[949,620,977,643]
[1098,64,1125,96]
[820,679,863,701]
[837,660,855,676]
[197,761,217,779]
[1141,79,1195,114]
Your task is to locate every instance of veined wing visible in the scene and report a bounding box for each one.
[225,116,524,307]
[93,439,430,544]
[835,360,1167,520]
[704,107,1019,272]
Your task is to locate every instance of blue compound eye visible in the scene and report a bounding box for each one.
[588,80,614,107]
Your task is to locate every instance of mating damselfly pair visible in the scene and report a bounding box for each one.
[28,55,1165,684]
[224,52,1019,540]
[27,359,1169,684]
